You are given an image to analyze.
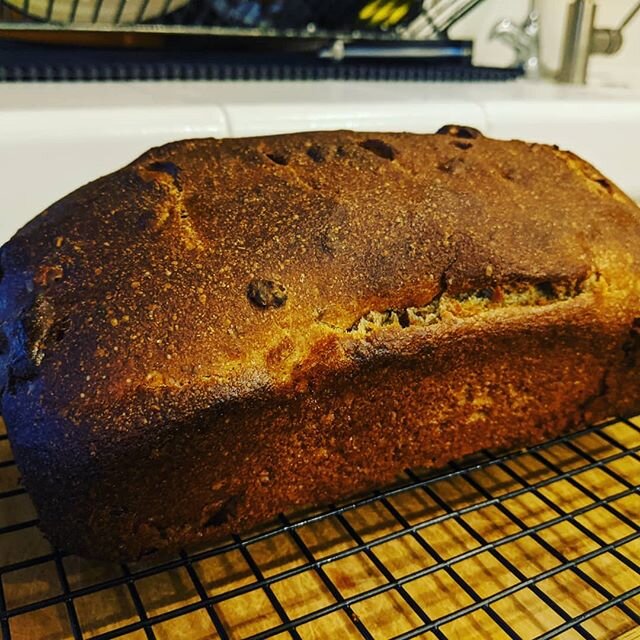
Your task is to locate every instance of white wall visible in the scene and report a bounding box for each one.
[449,0,640,85]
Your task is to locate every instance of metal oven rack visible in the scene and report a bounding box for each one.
[0,415,638,639]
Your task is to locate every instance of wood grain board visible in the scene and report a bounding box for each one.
[0,415,639,640]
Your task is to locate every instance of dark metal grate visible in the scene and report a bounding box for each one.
[0,49,521,82]
[0,415,639,639]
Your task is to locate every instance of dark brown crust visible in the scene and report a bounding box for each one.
[1,128,639,561]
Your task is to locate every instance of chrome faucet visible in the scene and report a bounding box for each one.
[557,0,640,84]
[490,8,540,78]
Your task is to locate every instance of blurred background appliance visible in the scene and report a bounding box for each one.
[0,0,525,80]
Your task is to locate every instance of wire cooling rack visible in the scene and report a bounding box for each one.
[0,415,639,639]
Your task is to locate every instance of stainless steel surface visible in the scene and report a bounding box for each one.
[490,9,540,78]
[558,0,640,85]
[557,0,595,84]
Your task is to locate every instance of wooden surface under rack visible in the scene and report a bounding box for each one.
[0,415,639,640]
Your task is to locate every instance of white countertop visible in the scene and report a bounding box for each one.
[1,78,639,243]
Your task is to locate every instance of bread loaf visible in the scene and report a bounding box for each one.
[1,128,639,561]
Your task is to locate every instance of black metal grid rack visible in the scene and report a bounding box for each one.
[1,415,639,639]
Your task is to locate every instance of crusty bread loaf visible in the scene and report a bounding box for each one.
[1,127,639,561]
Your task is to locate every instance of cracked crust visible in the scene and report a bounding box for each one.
[1,128,640,560]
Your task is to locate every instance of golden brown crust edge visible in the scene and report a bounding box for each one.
[1,127,639,560]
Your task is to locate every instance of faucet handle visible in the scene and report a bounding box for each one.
[491,10,540,78]
[589,1,639,55]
